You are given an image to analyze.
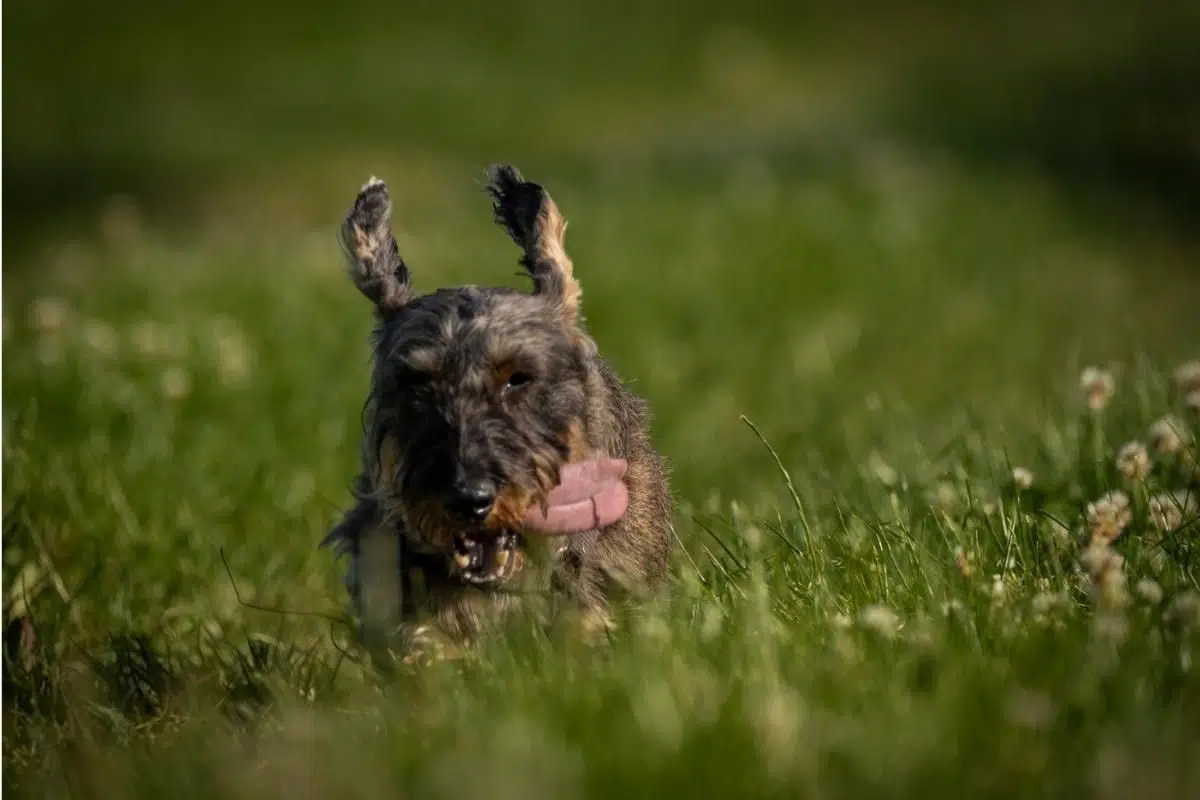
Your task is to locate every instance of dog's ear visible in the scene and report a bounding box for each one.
[485,164,581,325]
[338,177,414,313]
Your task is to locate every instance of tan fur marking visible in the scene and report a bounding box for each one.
[564,420,592,463]
[536,200,582,321]
[404,500,460,553]
[487,483,539,532]
[351,224,377,262]
[402,346,443,375]
[373,435,400,492]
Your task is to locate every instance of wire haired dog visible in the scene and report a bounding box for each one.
[322,165,673,662]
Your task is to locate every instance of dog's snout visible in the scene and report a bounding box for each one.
[448,476,496,521]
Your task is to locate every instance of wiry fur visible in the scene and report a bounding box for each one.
[323,166,673,661]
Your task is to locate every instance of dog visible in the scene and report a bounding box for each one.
[322,165,673,662]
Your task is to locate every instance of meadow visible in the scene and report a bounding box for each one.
[4,1,1200,796]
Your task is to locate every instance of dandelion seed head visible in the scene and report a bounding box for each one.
[1115,441,1150,481]
[1080,366,1116,411]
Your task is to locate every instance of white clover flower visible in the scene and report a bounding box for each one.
[1148,416,1187,455]
[1011,467,1034,490]
[1135,578,1163,605]
[30,296,70,333]
[859,605,900,639]
[1115,441,1150,481]
[81,319,119,359]
[161,366,192,400]
[1080,366,1115,411]
[1174,361,1200,395]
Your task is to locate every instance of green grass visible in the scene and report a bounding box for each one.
[5,1,1200,796]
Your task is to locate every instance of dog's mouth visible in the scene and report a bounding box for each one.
[439,458,630,587]
[449,530,521,586]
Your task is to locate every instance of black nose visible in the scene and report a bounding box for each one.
[449,477,496,521]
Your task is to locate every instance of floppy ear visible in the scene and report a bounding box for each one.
[338,177,414,313]
[485,164,581,325]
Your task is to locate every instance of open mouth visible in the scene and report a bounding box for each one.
[449,530,520,586]
[442,458,629,586]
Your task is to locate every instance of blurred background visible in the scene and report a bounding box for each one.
[3,0,1200,598]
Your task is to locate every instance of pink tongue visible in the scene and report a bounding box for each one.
[522,458,630,534]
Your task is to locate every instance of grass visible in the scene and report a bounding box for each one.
[5,0,1200,796]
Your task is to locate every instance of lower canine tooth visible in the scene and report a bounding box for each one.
[454,552,471,569]
[495,549,509,567]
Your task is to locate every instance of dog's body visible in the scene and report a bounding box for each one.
[322,166,672,660]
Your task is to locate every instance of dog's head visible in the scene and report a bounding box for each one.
[339,166,597,585]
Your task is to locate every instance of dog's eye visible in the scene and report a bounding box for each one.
[503,371,533,392]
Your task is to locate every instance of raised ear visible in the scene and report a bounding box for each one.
[485,164,581,325]
[338,177,414,313]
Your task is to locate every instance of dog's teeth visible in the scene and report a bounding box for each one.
[454,551,471,569]
[495,549,510,568]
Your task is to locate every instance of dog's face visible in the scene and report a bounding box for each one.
[340,166,593,586]
[368,288,591,581]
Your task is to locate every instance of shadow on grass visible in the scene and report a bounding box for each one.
[884,17,1200,239]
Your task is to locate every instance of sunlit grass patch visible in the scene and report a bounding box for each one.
[5,348,1199,796]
